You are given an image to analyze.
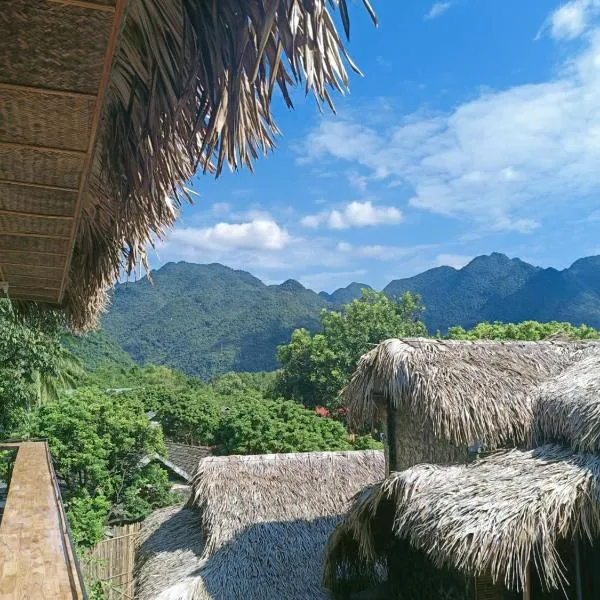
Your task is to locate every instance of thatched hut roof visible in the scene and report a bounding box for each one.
[324,445,600,594]
[134,450,384,600]
[2,0,375,330]
[533,350,600,452]
[345,338,599,450]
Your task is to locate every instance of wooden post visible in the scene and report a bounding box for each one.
[387,399,398,473]
[523,564,531,600]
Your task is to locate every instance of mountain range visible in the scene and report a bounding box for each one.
[68,253,600,378]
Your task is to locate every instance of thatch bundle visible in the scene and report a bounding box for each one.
[345,338,597,450]
[533,351,600,452]
[134,450,384,599]
[3,0,375,330]
[324,446,600,594]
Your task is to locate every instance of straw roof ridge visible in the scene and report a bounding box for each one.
[533,350,600,452]
[345,337,599,449]
[135,449,384,600]
[61,0,377,330]
[188,449,385,558]
[325,445,600,594]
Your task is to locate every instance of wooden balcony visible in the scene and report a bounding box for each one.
[0,441,86,599]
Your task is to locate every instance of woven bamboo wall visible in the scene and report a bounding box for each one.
[84,522,141,600]
[392,408,470,472]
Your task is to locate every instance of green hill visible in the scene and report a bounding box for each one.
[101,262,329,378]
[70,254,600,378]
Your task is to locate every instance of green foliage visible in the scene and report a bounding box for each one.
[65,491,111,548]
[99,262,331,379]
[79,363,191,390]
[352,435,384,450]
[0,299,80,434]
[63,329,135,372]
[214,395,352,455]
[152,389,221,445]
[29,388,172,548]
[210,371,277,396]
[274,290,426,410]
[446,320,600,341]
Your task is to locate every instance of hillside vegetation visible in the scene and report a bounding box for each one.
[71,254,600,378]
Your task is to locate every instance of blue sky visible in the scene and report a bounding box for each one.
[154,0,600,292]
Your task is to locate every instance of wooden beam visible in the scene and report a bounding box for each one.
[0,209,74,221]
[0,249,68,257]
[0,231,70,240]
[9,286,58,294]
[59,0,128,304]
[0,82,97,100]
[1,262,64,271]
[0,141,86,158]
[47,0,115,12]
[0,179,79,193]
[5,273,63,283]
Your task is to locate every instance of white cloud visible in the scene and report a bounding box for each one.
[435,254,473,269]
[540,0,600,40]
[297,31,600,233]
[425,2,452,20]
[211,202,231,216]
[301,201,403,229]
[169,219,290,251]
[337,242,439,260]
[347,172,369,192]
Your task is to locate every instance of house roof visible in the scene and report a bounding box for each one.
[345,338,600,450]
[162,442,212,482]
[2,0,375,330]
[533,350,600,452]
[134,450,385,600]
[324,445,600,594]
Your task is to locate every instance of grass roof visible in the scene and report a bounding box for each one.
[134,450,384,600]
[345,338,599,450]
[324,445,600,595]
[533,350,600,453]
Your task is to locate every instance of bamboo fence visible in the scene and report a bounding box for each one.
[84,522,141,599]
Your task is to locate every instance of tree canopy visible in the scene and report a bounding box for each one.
[0,300,81,434]
[29,388,173,547]
[274,290,426,411]
[446,320,600,341]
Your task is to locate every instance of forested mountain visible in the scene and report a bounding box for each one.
[73,255,600,378]
[101,262,329,378]
[384,253,600,332]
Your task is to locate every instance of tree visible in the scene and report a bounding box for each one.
[446,320,600,341]
[274,290,426,410]
[0,299,81,434]
[214,394,352,455]
[29,388,173,548]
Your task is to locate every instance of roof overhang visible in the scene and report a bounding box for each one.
[1,0,125,308]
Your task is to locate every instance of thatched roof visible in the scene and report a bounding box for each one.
[533,350,600,453]
[345,338,598,450]
[2,0,376,330]
[324,445,600,594]
[134,450,384,600]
